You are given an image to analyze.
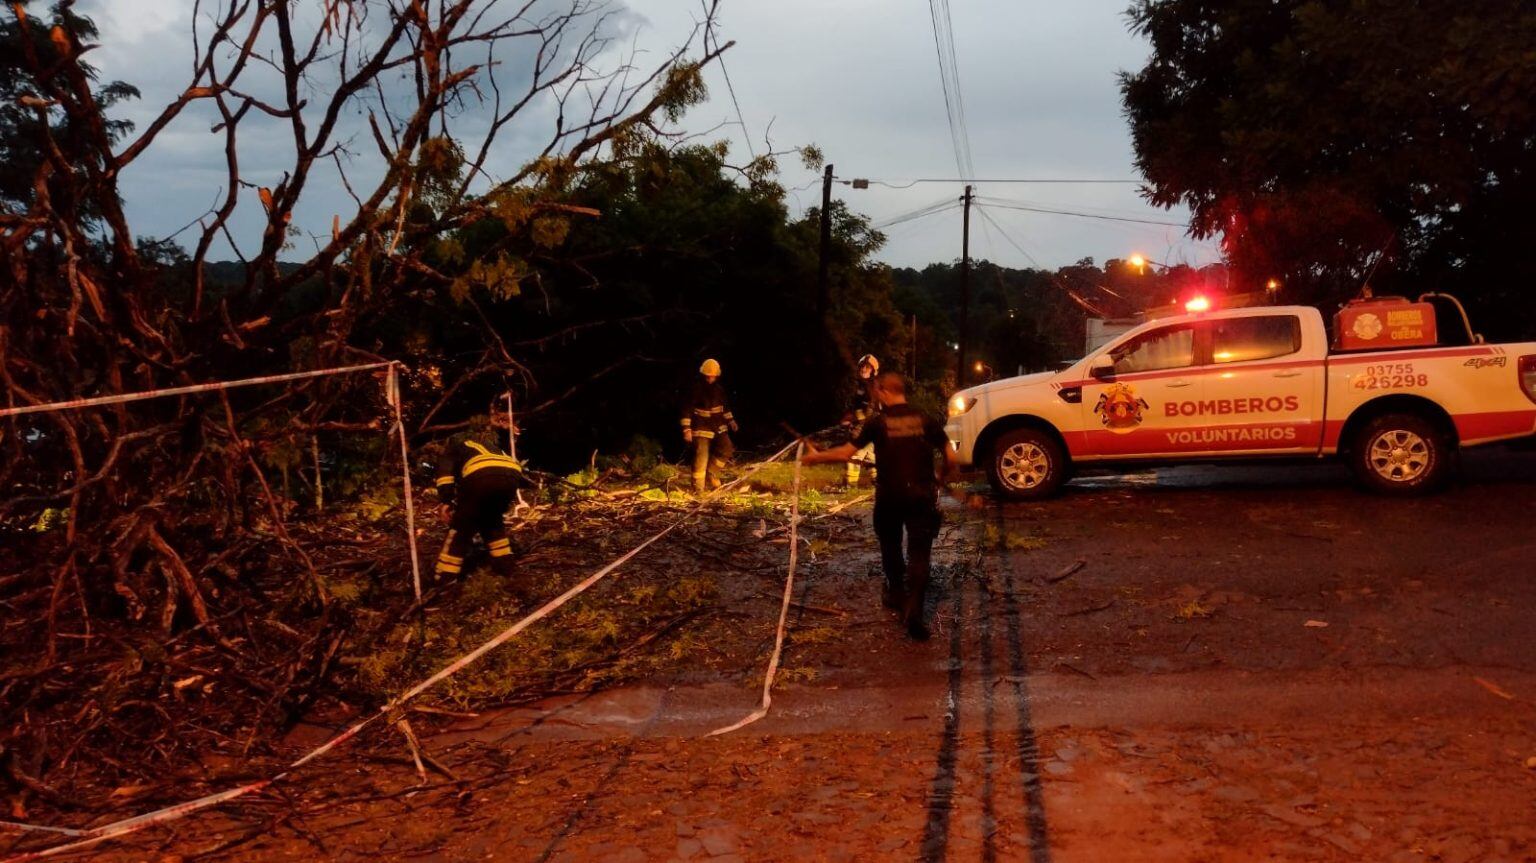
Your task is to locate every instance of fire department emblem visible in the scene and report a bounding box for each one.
[1094,382,1150,433]
[1351,312,1382,341]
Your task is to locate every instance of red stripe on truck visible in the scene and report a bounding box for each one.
[1319,409,1536,451]
[1327,345,1494,365]
[1057,358,1326,390]
[1074,421,1318,457]
[1455,409,1536,444]
[1073,409,1535,458]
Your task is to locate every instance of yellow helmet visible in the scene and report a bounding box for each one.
[699,358,721,376]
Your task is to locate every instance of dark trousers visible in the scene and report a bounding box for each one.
[873,495,941,622]
[437,470,519,578]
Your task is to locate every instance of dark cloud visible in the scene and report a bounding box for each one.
[78,0,1218,269]
[78,0,645,256]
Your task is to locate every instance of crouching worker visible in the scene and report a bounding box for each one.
[802,372,957,641]
[433,411,531,587]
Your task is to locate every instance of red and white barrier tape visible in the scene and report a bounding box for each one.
[0,362,394,418]
[3,439,800,861]
[384,365,424,600]
[0,359,424,601]
[708,441,804,736]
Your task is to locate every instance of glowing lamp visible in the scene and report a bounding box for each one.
[1185,296,1211,313]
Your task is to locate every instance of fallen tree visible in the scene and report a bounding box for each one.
[0,0,734,811]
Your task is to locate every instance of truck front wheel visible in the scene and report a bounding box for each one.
[987,428,1068,500]
[1349,412,1452,495]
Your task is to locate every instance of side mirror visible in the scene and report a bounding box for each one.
[1089,355,1115,380]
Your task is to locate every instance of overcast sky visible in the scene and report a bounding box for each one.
[75,0,1221,271]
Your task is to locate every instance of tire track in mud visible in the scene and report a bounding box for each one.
[994,502,1052,863]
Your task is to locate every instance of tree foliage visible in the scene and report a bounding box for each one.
[0,0,765,807]
[1122,0,1536,335]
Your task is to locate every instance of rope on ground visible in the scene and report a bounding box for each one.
[707,441,805,737]
[3,439,802,862]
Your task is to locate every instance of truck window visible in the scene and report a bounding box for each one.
[1112,325,1195,374]
[1210,315,1300,364]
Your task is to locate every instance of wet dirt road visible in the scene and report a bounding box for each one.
[74,447,1536,862]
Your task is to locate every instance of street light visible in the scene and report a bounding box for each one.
[1126,253,1172,274]
[973,360,995,381]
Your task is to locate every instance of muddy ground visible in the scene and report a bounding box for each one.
[9,448,1536,861]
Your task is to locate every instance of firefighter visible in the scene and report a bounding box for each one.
[433,409,530,588]
[681,358,737,493]
[802,371,957,641]
[840,354,881,487]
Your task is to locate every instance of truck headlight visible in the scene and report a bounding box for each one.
[948,396,977,418]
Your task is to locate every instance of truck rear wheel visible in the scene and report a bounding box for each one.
[987,428,1068,500]
[1349,412,1452,495]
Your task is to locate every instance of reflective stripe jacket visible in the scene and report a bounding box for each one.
[434,435,524,504]
[841,377,880,431]
[680,380,735,439]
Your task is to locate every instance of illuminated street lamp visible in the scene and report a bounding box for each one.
[973,360,995,381]
[1126,253,1169,274]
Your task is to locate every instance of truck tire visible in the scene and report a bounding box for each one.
[1348,412,1452,495]
[987,428,1068,500]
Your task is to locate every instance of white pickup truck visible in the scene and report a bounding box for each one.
[944,302,1536,497]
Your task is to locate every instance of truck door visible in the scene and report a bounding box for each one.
[1199,313,1323,453]
[1080,322,1207,457]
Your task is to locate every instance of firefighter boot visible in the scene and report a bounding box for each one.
[902,581,931,641]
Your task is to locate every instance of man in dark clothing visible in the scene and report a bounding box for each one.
[839,354,880,487]
[803,372,957,640]
[433,413,530,586]
[681,358,738,493]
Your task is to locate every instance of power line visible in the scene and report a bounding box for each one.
[977,193,1177,222]
[926,0,975,180]
[974,205,1041,269]
[707,21,756,162]
[872,194,956,226]
[848,177,1142,188]
[973,205,1109,316]
[941,0,975,180]
[872,198,963,231]
[979,199,1190,228]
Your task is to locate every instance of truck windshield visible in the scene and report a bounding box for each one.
[1112,325,1196,374]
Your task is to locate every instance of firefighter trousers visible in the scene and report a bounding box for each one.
[845,441,876,485]
[691,433,733,492]
[436,470,519,580]
[872,496,941,626]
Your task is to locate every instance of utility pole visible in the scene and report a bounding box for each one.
[957,184,973,388]
[910,314,918,380]
[817,163,834,319]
